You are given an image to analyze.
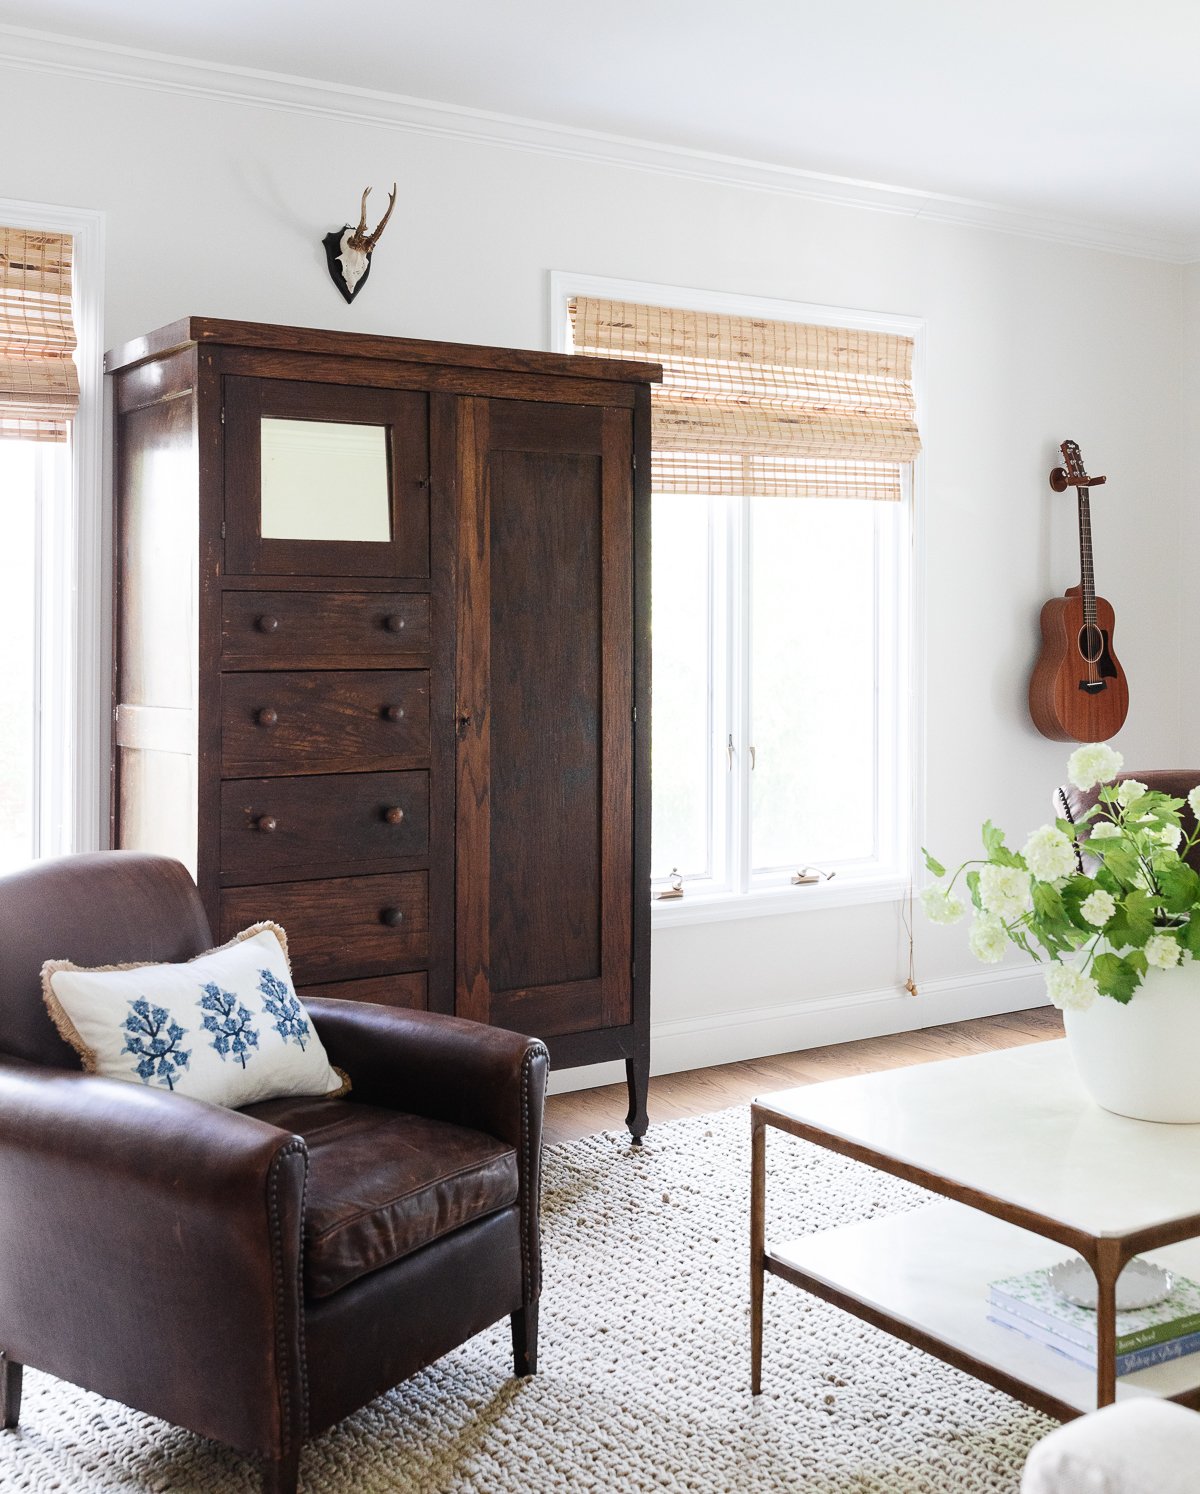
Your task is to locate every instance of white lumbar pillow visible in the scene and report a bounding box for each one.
[41,923,347,1108]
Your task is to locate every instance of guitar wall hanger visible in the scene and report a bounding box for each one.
[1028,439,1129,742]
[1049,465,1106,492]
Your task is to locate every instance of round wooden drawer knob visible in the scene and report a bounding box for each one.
[384,705,405,721]
[256,815,278,833]
[384,807,405,825]
[255,615,280,634]
[384,614,406,632]
[380,907,405,927]
[256,707,279,727]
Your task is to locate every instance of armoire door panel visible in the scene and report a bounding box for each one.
[488,447,603,992]
[455,397,633,1036]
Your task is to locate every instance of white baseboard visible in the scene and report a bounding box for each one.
[545,965,1049,1095]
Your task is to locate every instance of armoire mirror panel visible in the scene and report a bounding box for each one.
[260,418,391,542]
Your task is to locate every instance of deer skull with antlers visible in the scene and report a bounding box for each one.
[323,183,397,304]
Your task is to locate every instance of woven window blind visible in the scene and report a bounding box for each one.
[569,297,920,501]
[0,227,79,443]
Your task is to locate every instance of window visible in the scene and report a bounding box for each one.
[0,208,104,872]
[559,276,922,916]
[0,440,73,869]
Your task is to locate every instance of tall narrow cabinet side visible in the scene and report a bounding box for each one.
[112,348,202,877]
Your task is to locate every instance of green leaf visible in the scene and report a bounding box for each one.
[1106,888,1157,949]
[982,820,1004,857]
[965,868,981,912]
[1157,859,1200,916]
[1092,952,1140,1004]
[1096,845,1141,888]
[1059,809,1096,833]
[921,847,946,878]
[1031,882,1066,925]
[1183,918,1200,959]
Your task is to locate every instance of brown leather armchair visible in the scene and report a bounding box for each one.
[0,852,548,1493]
[1057,769,1200,873]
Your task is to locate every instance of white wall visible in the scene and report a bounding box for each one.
[1184,264,1200,757]
[2,58,1186,1089]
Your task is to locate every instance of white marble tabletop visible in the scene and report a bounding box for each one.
[757,1039,1200,1238]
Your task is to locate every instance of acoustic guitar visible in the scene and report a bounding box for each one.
[1028,439,1129,742]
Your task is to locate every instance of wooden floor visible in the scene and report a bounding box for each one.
[544,1006,1064,1144]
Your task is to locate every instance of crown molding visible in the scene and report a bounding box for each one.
[1,22,1194,265]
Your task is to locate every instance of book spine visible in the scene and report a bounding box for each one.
[989,1288,1200,1355]
[1118,1330,1200,1375]
[988,1311,1200,1376]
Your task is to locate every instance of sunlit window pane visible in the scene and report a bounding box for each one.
[750,497,878,871]
[650,493,711,880]
[0,443,37,872]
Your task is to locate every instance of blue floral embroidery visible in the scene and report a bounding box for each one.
[258,968,310,1051]
[198,983,260,1068]
[122,998,191,1090]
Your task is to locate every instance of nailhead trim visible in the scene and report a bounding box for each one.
[520,1043,548,1302]
[268,1139,309,1458]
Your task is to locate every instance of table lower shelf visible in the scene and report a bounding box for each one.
[767,1199,1200,1419]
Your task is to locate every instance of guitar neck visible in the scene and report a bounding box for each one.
[1077,487,1097,624]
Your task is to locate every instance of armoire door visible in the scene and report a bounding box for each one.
[455,397,633,1039]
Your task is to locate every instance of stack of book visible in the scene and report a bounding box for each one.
[988,1266,1200,1376]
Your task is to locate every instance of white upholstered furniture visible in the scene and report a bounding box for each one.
[1022,1400,1200,1493]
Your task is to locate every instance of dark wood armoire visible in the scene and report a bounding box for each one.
[105,318,658,1136]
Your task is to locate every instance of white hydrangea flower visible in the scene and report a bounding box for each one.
[1021,825,1076,882]
[967,913,1007,964]
[1188,786,1200,820]
[1079,889,1116,928]
[1145,932,1182,970]
[1045,962,1099,1011]
[1089,821,1121,841]
[920,884,965,925]
[1116,779,1148,807]
[1067,742,1124,791]
[978,864,1030,922]
[1154,824,1184,851]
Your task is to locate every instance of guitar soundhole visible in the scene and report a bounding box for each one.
[1078,624,1103,664]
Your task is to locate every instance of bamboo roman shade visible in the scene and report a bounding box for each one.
[0,227,79,443]
[569,297,920,501]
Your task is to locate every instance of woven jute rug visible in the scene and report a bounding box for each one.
[0,1107,1052,1492]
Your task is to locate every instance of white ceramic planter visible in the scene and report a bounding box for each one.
[1064,959,1200,1123]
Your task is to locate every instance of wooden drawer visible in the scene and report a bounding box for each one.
[220,770,428,880]
[299,972,427,1010]
[221,670,429,775]
[219,872,429,985]
[221,592,431,668]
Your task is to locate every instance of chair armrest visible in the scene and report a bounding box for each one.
[0,1059,308,1459]
[306,1001,549,1304]
[306,1001,548,1152]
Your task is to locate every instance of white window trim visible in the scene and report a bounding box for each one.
[550,270,926,922]
[1,197,106,856]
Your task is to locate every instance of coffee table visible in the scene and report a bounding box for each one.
[751,1039,1200,1419]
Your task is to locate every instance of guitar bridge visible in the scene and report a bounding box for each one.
[1078,680,1106,694]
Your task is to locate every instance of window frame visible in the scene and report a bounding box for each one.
[0,198,106,859]
[551,271,925,925]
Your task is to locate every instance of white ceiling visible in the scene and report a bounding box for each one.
[4,0,1199,256]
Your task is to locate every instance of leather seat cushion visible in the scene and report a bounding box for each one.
[242,1095,519,1298]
